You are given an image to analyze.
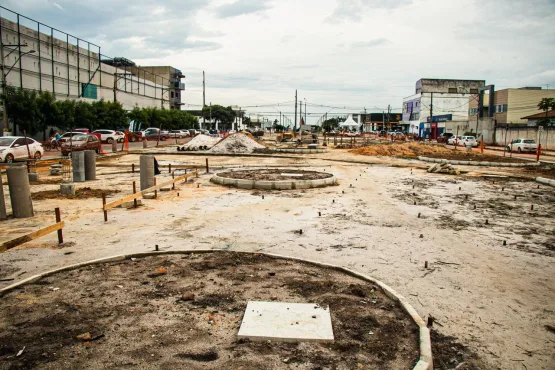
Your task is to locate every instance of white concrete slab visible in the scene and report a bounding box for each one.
[238,301,334,342]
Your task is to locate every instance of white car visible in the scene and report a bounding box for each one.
[0,136,44,163]
[169,130,189,138]
[448,135,478,147]
[92,130,124,144]
[507,138,537,153]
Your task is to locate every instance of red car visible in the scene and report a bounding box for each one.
[61,134,101,156]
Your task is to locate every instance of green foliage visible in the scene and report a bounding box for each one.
[1,86,198,135]
[537,98,555,127]
[202,105,236,130]
[322,116,346,132]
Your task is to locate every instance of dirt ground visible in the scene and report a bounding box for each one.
[0,252,420,369]
[351,142,528,163]
[217,169,333,181]
[31,187,120,201]
[0,150,554,370]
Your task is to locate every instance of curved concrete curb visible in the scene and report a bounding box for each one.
[274,148,327,154]
[0,250,432,370]
[418,156,540,167]
[536,176,555,187]
[211,172,337,190]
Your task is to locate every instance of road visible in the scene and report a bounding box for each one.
[445,144,555,164]
[41,137,191,159]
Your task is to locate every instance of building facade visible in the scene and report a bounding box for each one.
[469,87,555,125]
[0,7,186,132]
[401,78,485,138]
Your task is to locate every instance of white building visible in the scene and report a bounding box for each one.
[401,79,485,138]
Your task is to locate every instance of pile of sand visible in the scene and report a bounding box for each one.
[180,134,220,150]
[351,142,455,157]
[210,133,266,153]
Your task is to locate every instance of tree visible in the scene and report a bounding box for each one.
[537,97,555,127]
[202,104,235,130]
[36,91,58,140]
[1,86,41,135]
[55,100,77,132]
[322,116,345,132]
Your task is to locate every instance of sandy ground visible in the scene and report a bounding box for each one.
[0,151,554,369]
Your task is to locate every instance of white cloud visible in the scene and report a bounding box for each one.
[3,0,555,123]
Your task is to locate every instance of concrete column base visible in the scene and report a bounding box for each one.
[60,183,75,196]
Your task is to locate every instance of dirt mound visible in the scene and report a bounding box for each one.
[351,143,458,157]
[32,187,119,200]
[351,143,529,162]
[181,134,220,150]
[210,133,266,153]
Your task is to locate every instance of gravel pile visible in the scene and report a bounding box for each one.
[210,133,266,153]
[178,134,220,151]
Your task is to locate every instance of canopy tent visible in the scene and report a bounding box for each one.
[340,114,360,130]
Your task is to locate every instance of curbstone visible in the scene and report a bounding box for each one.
[210,173,337,191]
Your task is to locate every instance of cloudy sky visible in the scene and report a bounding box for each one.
[2,0,555,123]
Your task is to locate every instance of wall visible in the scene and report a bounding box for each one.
[419,92,474,123]
[443,118,495,143]
[1,15,171,115]
[417,79,485,94]
[495,126,554,150]
[505,89,555,124]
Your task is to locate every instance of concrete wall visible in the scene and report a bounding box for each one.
[416,79,485,94]
[443,118,495,143]
[1,16,171,113]
[495,126,554,150]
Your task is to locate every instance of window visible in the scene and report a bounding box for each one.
[14,138,26,146]
[494,104,508,113]
[82,83,97,99]
[26,138,35,144]
[170,91,174,98]
[448,88,458,93]
[470,89,478,94]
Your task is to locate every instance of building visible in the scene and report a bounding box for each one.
[361,113,403,132]
[0,7,186,133]
[469,87,555,125]
[401,78,485,138]
[127,66,185,110]
[520,110,555,126]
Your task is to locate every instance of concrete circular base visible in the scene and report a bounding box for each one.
[0,250,432,370]
[418,155,540,167]
[211,170,337,190]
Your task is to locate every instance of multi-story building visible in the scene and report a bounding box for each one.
[469,87,555,125]
[401,78,485,138]
[127,66,185,110]
[0,7,186,133]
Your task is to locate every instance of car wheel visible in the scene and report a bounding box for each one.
[107,138,114,144]
[517,147,522,153]
[506,146,511,152]
[34,151,41,160]
[5,153,14,163]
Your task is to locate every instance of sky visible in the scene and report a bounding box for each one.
[2,0,555,124]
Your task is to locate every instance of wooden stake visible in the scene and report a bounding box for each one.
[206,158,209,173]
[169,163,172,173]
[132,163,135,173]
[154,177,157,199]
[55,207,63,244]
[172,173,175,190]
[102,193,108,222]
[133,181,137,208]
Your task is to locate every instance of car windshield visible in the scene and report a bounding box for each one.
[72,135,88,141]
[523,139,535,144]
[0,138,15,146]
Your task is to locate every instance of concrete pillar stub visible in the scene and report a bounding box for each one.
[72,151,85,182]
[84,150,96,180]
[140,155,154,190]
[0,171,7,220]
[7,165,34,218]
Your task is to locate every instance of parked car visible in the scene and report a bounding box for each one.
[143,128,170,141]
[61,134,101,156]
[169,130,188,138]
[93,129,124,143]
[0,136,44,163]
[448,135,478,147]
[73,128,91,134]
[58,132,83,143]
[188,129,200,136]
[438,132,454,143]
[507,138,537,153]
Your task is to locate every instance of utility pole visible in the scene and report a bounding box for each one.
[202,71,206,129]
[429,92,433,137]
[387,104,391,131]
[304,100,307,127]
[300,100,303,126]
[294,90,297,131]
[210,102,212,130]
[0,43,6,132]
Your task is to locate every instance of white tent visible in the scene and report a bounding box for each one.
[340,114,359,130]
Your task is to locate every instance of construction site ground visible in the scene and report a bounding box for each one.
[0,148,554,370]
